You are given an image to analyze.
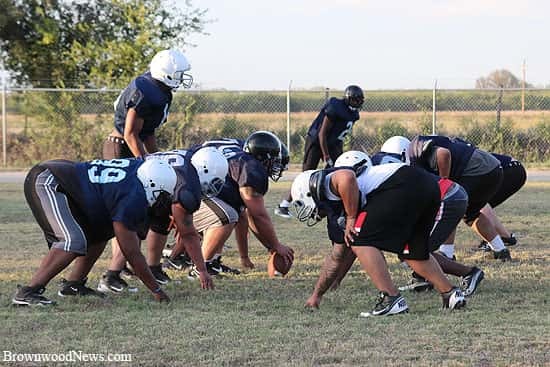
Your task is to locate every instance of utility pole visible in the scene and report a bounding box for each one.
[521,59,526,113]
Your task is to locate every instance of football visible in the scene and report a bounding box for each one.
[267,252,293,277]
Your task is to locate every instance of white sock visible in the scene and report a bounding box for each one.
[438,244,455,258]
[489,235,505,252]
[279,200,290,208]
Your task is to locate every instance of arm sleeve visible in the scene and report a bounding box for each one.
[238,159,268,195]
[127,89,150,118]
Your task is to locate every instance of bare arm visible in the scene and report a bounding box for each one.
[240,186,294,262]
[332,170,360,246]
[172,203,213,289]
[318,116,334,162]
[123,108,147,158]
[235,209,254,269]
[305,244,356,309]
[143,134,158,154]
[113,221,168,300]
[436,147,452,178]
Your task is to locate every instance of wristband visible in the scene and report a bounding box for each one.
[152,286,162,294]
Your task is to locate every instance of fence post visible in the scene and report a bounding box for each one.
[286,80,292,156]
[325,87,330,101]
[432,79,437,134]
[496,85,503,130]
[2,76,6,167]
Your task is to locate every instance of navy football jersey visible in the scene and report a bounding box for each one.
[408,135,475,180]
[200,138,268,211]
[371,151,404,166]
[146,150,202,213]
[114,72,172,141]
[307,97,360,145]
[42,159,150,242]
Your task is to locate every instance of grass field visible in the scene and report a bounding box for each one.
[0,181,549,366]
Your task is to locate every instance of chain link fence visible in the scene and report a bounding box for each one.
[2,86,550,167]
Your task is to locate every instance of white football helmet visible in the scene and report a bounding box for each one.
[381,136,411,164]
[137,160,178,206]
[335,151,372,172]
[150,49,193,89]
[191,147,229,198]
[291,170,322,226]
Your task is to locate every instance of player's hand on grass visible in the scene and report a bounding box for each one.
[304,294,321,310]
[240,256,255,270]
[198,271,215,290]
[153,289,170,303]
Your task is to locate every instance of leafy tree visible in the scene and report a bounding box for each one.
[475,69,532,89]
[0,0,208,88]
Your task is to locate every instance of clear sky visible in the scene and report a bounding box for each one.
[180,0,549,90]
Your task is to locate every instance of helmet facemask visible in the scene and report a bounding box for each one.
[201,177,225,198]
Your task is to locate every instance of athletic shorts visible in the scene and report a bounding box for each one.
[302,136,343,170]
[489,162,526,208]
[103,136,134,159]
[24,165,88,255]
[428,181,468,252]
[193,197,239,234]
[457,166,503,223]
[149,212,172,236]
[351,166,440,260]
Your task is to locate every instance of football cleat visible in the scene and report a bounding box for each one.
[150,265,171,285]
[97,272,129,294]
[163,253,194,271]
[12,285,55,306]
[360,292,409,317]
[461,267,484,297]
[211,256,241,275]
[441,287,466,310]
[58,278,105,298]
[493,248,512,262]
[120,265,136,279]
[274,205,292,219]
[398,272,433,292]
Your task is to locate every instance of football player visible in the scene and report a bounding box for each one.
[292,162,466,316]
[407,135,510,261]
[335,151,484,296]
[166,131,294,277]
[478,153,526,250]
[13,159,177,306]
[370,135,411,165]
[98,147,228,293]
[103,49,192,278]
[275,85,364,218]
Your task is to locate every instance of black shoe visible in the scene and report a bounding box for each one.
[461,267,484,297]
[120,265,135,279]
[150,265,171,285]
[398,272,433,292]
[360,292,409,317]
[12,285,55,306]
[187,266,201,280]
[478,240,491,252]
[97,271,129,293]
[441,287,466,310]
[211,256,241,275]
[163,253,194,271]
[503,233,517,246]
[58,278,105,298]
[274,205,292,219]
[493,248,512,261]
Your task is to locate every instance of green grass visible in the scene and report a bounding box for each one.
[0,182,549,366]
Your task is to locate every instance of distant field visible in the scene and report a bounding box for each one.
[6,110,550,135]
[0,181,549,366]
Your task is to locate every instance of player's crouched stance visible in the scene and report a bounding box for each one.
[292,164,466,316]
[13,158,176,306]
